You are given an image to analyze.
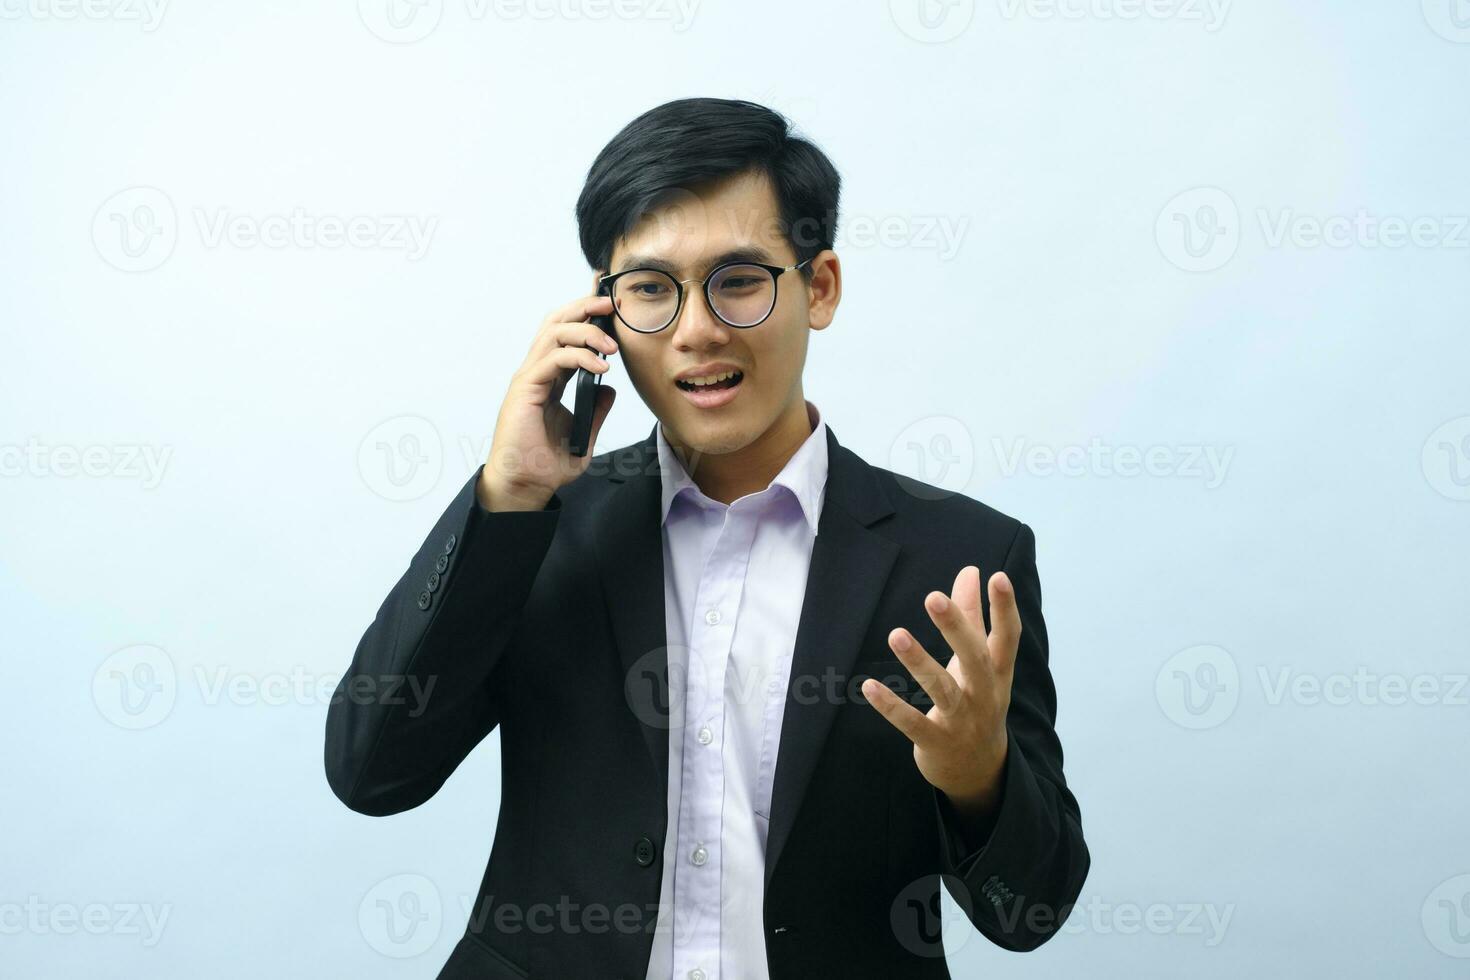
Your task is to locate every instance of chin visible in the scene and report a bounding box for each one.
[662,412,754,459]
[690,432,750,458]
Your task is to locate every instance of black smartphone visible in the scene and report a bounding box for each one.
[568,282,615,457]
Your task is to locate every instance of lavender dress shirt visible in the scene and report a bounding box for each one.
[642,399,829,980]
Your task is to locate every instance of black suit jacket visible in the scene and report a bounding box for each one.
[324,422,1089,979]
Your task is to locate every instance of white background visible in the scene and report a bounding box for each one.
[2,0,1467,976]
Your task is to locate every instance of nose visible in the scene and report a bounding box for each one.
[668,284,730,351]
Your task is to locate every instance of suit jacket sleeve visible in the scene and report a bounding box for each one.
[323,464,561,816]
[930,521,1090,951]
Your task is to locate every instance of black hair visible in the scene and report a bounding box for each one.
[575,97,840,282]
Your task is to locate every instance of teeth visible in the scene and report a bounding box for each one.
[678,370,741,388]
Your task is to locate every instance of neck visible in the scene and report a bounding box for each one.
[665,397,814,506]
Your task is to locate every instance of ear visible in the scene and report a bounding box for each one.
[806,249,842,330]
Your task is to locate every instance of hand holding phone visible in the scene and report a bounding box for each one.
[569,282,616,458]
[475,290,618,512]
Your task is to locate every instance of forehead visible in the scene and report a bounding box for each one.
[608,168,789,273]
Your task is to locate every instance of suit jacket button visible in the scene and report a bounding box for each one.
[435,554,449,574]
[634,836,657,867]
[443,533,457,554]
[426,571,441,593]
[417,590,432,611]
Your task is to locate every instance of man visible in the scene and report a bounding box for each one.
[325,96,1089,979]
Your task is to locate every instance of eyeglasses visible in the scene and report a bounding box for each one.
[598,257,813,334]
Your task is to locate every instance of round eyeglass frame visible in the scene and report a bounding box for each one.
[597,257,813,334]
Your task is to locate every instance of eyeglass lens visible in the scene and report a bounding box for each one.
[610,264,777,332]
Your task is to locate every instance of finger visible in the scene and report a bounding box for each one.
[925,584,989,683]
[888,627,962,713]
[519,346,609,405]
[531,295,616,358]
[951,564,986,634]
[986,571,1022,675]
[861,677,940,746]
[546,321,619,357]
[545,293,615,330]
[951,565,992,682]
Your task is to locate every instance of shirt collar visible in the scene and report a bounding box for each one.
[656,399,828,534]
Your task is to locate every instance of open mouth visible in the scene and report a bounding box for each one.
[675,370,744,392]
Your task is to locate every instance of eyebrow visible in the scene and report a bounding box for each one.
[612,246,777,277]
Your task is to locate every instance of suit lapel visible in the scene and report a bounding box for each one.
[764,427,898,888]
[596,428,673,790]
[594,422,900,881]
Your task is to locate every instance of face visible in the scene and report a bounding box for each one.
[600,169,840,461]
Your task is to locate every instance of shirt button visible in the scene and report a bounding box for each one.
[688,970,706,980]
[704,608,721,626]
[690,844,708,867]
[696,726,713,745]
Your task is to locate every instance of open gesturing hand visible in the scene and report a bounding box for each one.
[861,565,1019,819]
